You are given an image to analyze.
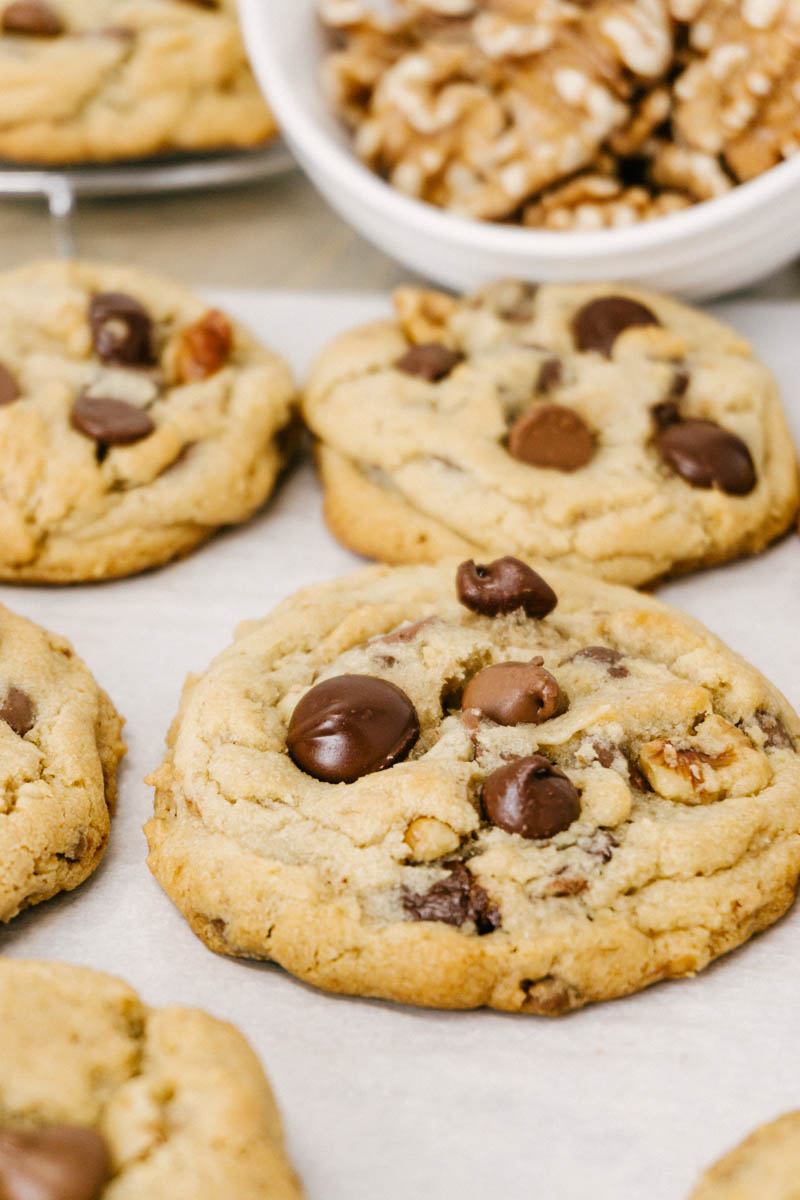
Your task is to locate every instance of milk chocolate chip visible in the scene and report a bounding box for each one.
[0,686,35,736]
[456,556,557,619]
[482,755,580,839]
[287,674,419,783]
[572,295,659,356]
[655,418,756,495]
[71,394,154,445]
[1,0,63,35]
[402,861,500,933]
[0,1125,110,1200]
[462,660,565,726]
[0,363,20,406]
[573,646,628,678]
[88,292,153,365]
[395,343,463,381]
[536,357,562,393]
[508,404,593,471]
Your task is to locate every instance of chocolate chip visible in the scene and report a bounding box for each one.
[655,418,756,495]
[536,357,562,393]
[287,674,419,784]
[1,0,63,35]
[756,710,794,750]
[395,342,463,382]
[402,861,500,934]
[456,557,557,619]
[670,369,690,399]
[379,617,437,644]
[651,399,681,431]
[0,1125,110,1200]
[0,686,35,736]
[572,646,628,678]
[571,295,659,357]
[462,660,565,726]
[482,754,580,840]
[88,292,153,366]
[592,740,616,768]
[0,363,20,406]
[508,404,594,471]
[71,394,154,445]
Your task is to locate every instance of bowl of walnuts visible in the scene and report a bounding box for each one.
[240,0,800,298]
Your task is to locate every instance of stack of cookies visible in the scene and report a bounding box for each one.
[1,257,799,1198]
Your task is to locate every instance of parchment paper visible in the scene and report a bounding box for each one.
[2,291,799,1200]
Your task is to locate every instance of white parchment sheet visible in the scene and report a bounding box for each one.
[2,292,799,1200]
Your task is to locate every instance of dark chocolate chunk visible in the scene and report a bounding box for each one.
[0,1124,110,1200]
[0,363,20,406]
[287,674,419,784]
[655,418,756,495]
[482,754,580,839]
[572,646,628,678]
[402,861,500,934]
[508,404,594,471]
[1,0,63,35]
[456,556,557,619]
[462,660,565,726]
[395,343,463,382]
[571,295,659,357]
[0,686,35,736]
[71,394,154,445]
[88,292,153,365]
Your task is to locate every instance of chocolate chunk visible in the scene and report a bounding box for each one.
[571,295,659,357]
[670,368,690,399]
[395,342,463,382]
[651,399,681,431]
[592,740,616,768]
[482,754,580,839]
[0,363,20,406]
[287,674,419,784]
[655,418,756,495]
[536,357,562,393]
[462,660,565,726]
[88,292,153,366]
[71,394,154,445]
[402,861,500,934]
[0,686,35,736]
[175,309,233,383]
[456,556,557,619]
[0,1125,110,1200]
[508,404,593,471]
[1,0,63,35]
[379,617,436,644]
[573,646,628,678]
[756,710,794,750]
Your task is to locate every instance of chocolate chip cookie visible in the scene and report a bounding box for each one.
[690,1111,800,1200]
[0,960,303,1198]
[0,604,124,923]
[145,556,800,1013]
[0,260,295,582]
[304,281,799,587]
[0,0,275,164]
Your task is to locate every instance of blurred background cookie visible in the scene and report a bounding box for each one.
[0,260,296,581]
[0,0,276,164]
[304,279,799,586]
[690,1110,800,1200]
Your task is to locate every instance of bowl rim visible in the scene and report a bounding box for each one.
[239,0,800,261]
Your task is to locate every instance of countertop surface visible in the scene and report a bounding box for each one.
[1,160,799,297]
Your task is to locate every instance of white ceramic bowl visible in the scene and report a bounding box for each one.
[240,0,800,298]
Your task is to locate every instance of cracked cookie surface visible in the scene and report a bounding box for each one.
[690,1111,800,1200]
[0,960,303,1198]
[145,557,800,1013]
[0,260,295,582]
[0,0,275,164]
[0,604,124,923]
[304,280,799,587]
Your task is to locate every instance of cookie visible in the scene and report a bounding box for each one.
[0,604,124,923]
[145,555,800,1013]
[0,260,296,582]
[690,1111,800,1200]
[0,960,303,1198]
[0,0,276,164]
[304,281,799,587]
